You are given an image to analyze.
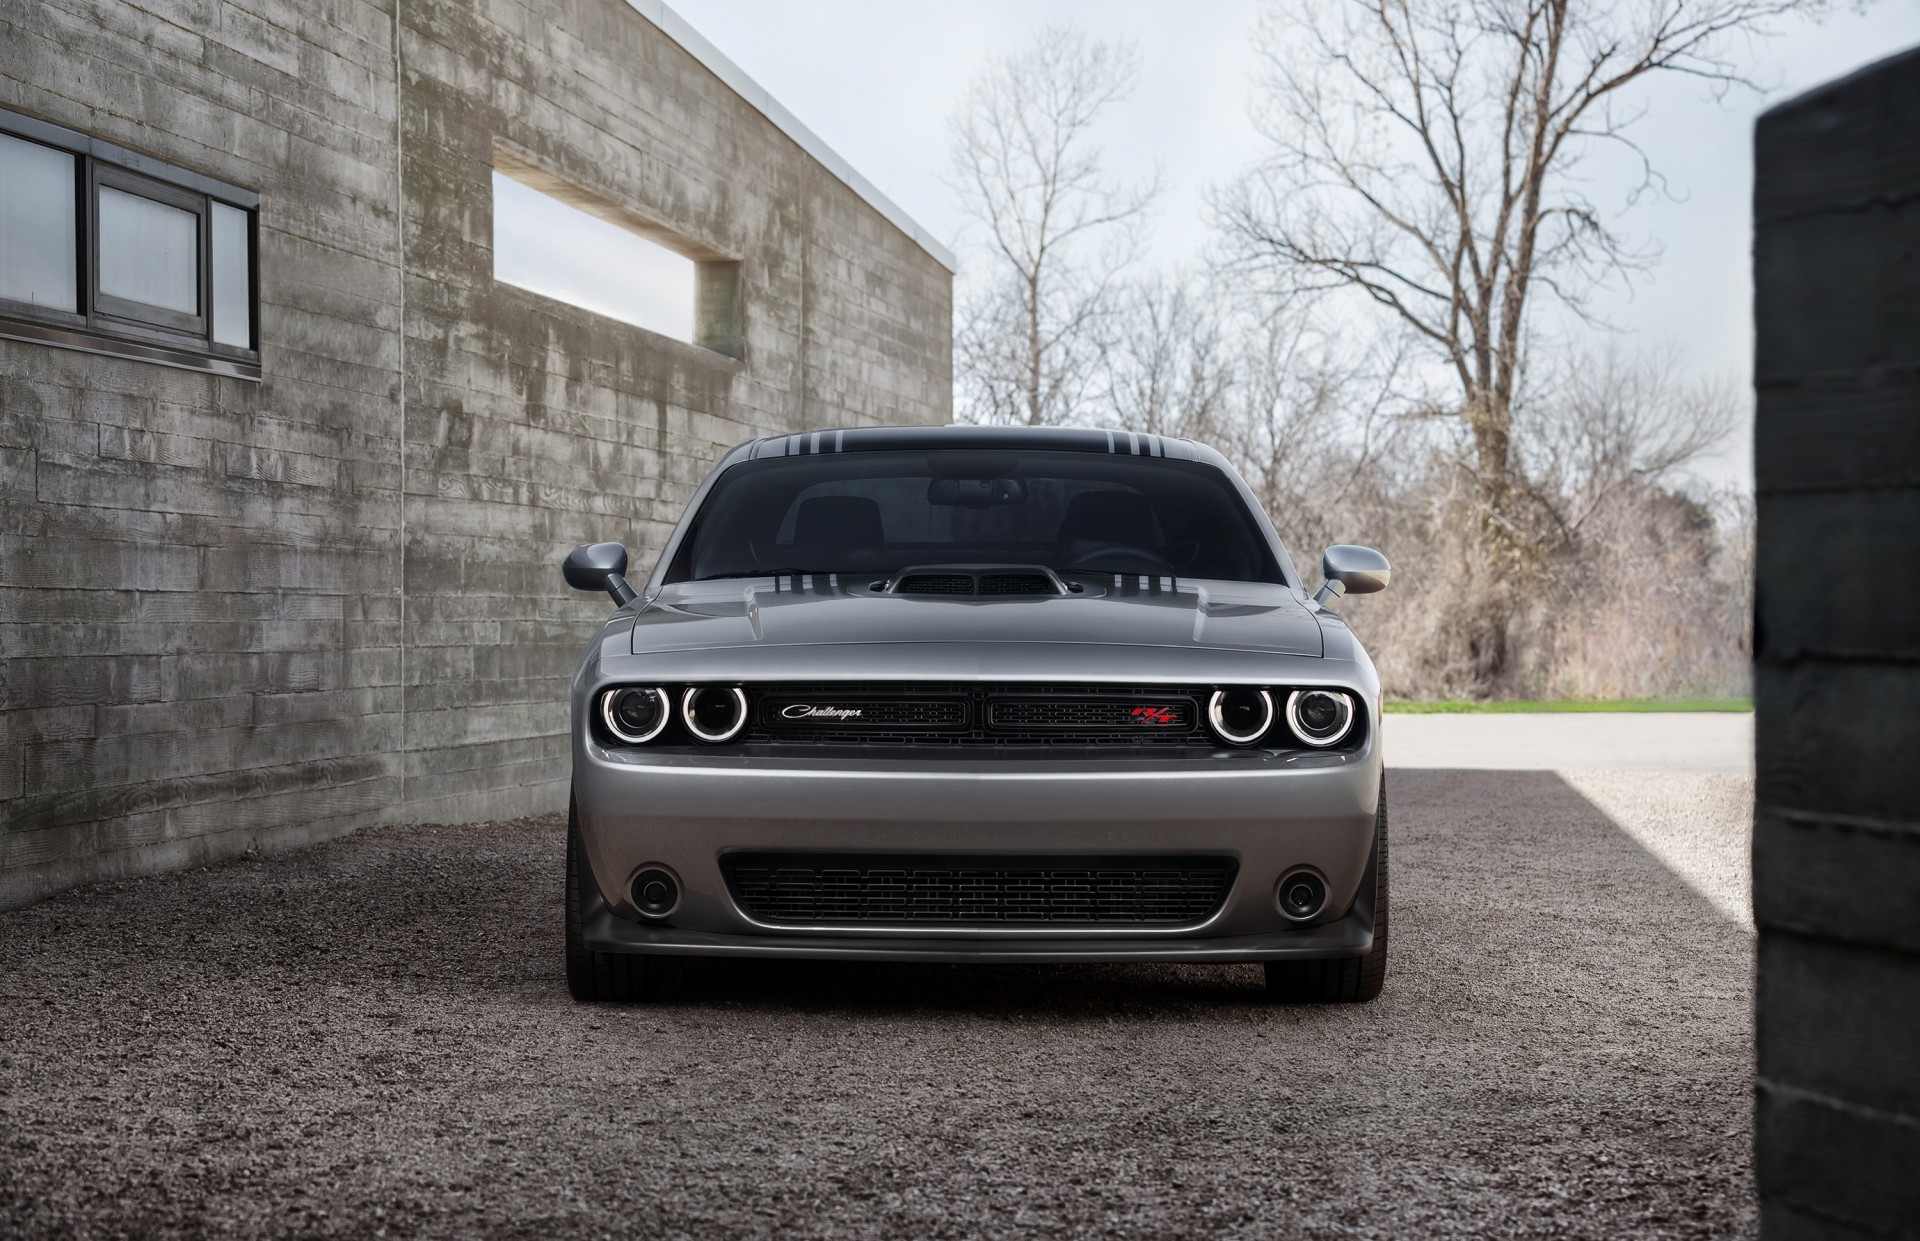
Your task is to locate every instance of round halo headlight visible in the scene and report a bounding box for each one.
[1207,688,1274,746]
[1285,689,1356,747]
[682,686,749,744]
[601,686,670,744]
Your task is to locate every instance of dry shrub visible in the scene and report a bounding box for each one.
[1204,345,1752,701]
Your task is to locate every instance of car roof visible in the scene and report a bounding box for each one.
[741,425,1205,462]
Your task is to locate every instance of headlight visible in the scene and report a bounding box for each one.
[1207,688,1274,746]
[682,686,748,743]
[1285,689,1355,747]
[601,686,670,744]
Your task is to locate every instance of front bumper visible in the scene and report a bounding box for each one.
[572,741,1382,963]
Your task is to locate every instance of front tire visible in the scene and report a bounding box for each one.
[1265,774,1389,1003]
[565,795,681,1002]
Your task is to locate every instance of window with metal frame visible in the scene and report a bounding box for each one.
[0,107,260,380]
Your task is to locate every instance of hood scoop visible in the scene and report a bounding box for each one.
[885,564,1072,597]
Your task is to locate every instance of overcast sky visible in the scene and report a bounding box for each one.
[663,0,1920,487]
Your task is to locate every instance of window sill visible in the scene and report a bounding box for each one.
[0,317,261,381]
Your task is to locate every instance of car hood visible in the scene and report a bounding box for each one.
[629,576,1324,657]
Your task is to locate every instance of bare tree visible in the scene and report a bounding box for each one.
[950,27,1160,426]
[1518,344,1738,546]
[1103,274,1233,439]
[1218,0,1805,689]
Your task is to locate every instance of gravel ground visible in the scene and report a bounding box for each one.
[0,768,1754,1239]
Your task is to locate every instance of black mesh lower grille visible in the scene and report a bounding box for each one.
[724,853,1236,925]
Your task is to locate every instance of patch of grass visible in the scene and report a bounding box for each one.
[1383,697,1752,714]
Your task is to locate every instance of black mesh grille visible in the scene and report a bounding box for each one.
[760,696,968,731]
[977,573,1055,594]
[988,698,1195,730]
[889,569,1065,596]
[724,853,1236,925]
[894,574,974,594]
[746,683,1210,747]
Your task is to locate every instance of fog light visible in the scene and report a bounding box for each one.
[1285,689,1355,747]
[682,686,748,743]
[1276,869,1327,921]
[1207,688,1274,746]
[601,686,670,744]
[630,867,679,919]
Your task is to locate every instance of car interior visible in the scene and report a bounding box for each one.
[671,449,1284,584]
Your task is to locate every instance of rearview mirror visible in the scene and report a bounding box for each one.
[928,477,1028,507]
[562,542,639,608]
[1312,545,1390,606]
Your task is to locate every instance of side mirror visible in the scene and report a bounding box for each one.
[563,542,639,608]
[1312,544,1390,606]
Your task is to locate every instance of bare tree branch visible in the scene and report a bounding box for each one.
[1213,0,1808,687]
[948,28,1162,426]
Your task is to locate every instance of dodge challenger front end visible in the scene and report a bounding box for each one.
[561,425,1391,1002]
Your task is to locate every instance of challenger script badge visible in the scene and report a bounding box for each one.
[781,704,864,720]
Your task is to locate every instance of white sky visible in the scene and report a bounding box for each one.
[492,170,697,341]
[659,0,1920,488]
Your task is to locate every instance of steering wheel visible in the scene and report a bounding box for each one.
[1061,542,1178,576]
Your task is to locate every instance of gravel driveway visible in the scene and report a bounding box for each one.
[0,736,1755,1238]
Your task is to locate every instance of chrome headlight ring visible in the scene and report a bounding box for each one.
[681,686,749,744]
[1285,689,1356,748]
[1206,688,1274,746]
[600,686,672,744]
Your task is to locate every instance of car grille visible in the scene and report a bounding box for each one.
[747,682,1212,747]
[723,853,1236,925]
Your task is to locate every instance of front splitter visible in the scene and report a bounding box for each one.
[582,906,1374,963]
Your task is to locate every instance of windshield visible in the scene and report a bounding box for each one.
[667,449,1285,584]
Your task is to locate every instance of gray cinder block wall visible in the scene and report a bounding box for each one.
[0,0,953,908]
[1752,47,1920,1240]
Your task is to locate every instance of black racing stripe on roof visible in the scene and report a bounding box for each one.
[746,426,1213,461]
[769,426,1138,455]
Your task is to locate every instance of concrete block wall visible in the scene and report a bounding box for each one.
[0,0,953,906]
[1752,47,1920,1240]
[0,0,408,911]
[394,0,950,824]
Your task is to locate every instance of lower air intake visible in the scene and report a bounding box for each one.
[723,853,1235,925]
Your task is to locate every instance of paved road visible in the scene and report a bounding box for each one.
[1385,711,1754,773]
[0,719,1754,1238]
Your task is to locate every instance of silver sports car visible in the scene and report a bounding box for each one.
[561,425,1392,1002]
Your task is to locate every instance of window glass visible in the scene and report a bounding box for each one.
[491,169,695,342]
[674,450,1284,584]
[98,185,198,314]
[210,201,251,347]
[0,133,77,312]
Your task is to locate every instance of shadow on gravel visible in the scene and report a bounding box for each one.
[0,768,1756,1239]
[680,957,1272,1013]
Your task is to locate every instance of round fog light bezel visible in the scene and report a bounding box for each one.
[1275,868,1328,922]
[1285,688,1356,748]
[601,686,671,744]
[681,685,749,743]
[1207,688,1275,746]
[629,866,681,920]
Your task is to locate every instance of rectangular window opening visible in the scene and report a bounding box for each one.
[0,108,258,379]
[490,153,739,358]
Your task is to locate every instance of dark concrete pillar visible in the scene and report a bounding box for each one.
[1752,46,1920,1241]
